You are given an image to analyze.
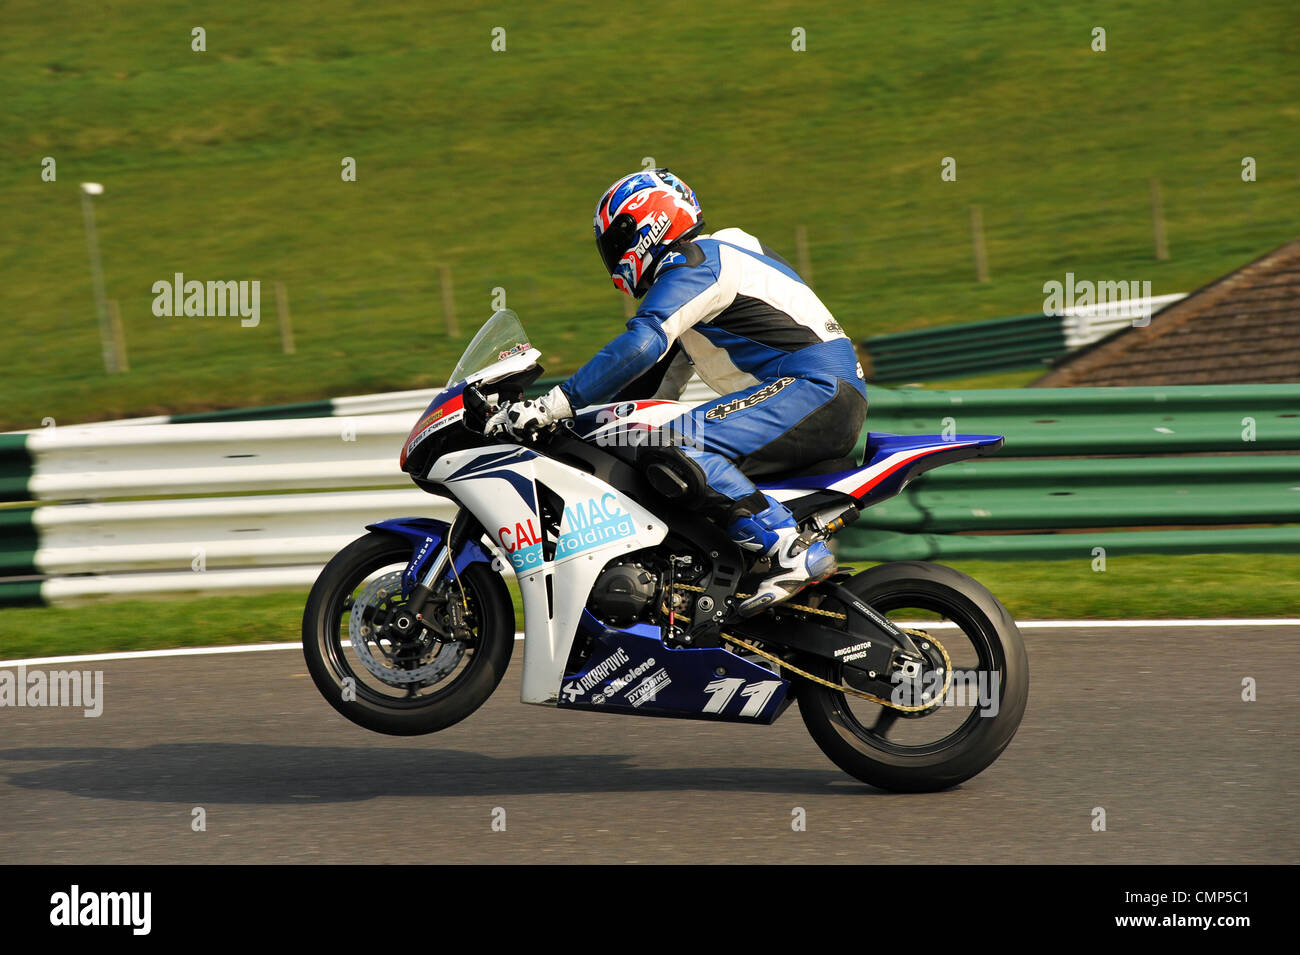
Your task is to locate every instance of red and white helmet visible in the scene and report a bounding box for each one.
[594,169,703,297]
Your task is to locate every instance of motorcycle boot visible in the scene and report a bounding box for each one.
[727,497,835,617]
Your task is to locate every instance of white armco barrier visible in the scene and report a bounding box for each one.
[30,489,457,575]
[40,565,330,602]
[21,386,452,430]
[24,413,414,501]
[23,379,723,432]
[2,380,720,604]
[19,383,720,503]
[1061,293,1188,348]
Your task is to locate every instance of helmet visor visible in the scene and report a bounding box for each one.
[596,212,637,277]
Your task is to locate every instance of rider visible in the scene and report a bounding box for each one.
[486,168,868,615]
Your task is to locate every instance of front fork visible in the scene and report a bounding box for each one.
[365,510,495,636]
[403,512,479,620]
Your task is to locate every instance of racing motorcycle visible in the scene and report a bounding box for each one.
[303,310,1028,792]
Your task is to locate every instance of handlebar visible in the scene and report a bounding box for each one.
[463,384,558,448]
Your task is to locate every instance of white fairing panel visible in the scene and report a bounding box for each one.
[427,446,666,705]
[465,348,541,388]
[568,398,697,438]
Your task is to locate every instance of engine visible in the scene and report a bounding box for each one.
[587,560,660,626]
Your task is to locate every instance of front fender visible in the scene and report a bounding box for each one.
[365,517,498,597]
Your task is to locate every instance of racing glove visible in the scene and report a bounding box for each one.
[484,385,573,440]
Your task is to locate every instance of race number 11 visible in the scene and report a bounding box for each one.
[702,678,781,716]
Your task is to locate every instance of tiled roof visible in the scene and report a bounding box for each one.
[1033,239,1300,386]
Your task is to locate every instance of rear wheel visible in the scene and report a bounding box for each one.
[302,531,514,735]
[796,561,1028,792]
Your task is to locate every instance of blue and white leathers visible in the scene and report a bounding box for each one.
[559,228,867,509]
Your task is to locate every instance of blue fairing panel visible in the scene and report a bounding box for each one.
[555,611,791,724]
[365,517,497,597]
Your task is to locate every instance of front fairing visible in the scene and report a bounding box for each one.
[426,443,667,705]
[399,349,543,475]
[400,381,469,472]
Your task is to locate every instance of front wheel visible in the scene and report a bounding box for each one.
[302,530,514,736]
[796,561,1028,792]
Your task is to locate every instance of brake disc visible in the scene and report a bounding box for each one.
[348,571,464,686]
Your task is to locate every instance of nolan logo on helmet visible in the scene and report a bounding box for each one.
[632,211,672,259]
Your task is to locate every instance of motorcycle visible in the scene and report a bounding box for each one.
[303,310,1028,792]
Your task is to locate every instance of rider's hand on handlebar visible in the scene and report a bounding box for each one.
[483,386,573,442]
[484,399,550,441]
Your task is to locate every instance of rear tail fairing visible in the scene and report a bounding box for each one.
[761,432,1004,509]
[426,444,667,705]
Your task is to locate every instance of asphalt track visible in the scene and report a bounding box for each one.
[1,625,1295,864]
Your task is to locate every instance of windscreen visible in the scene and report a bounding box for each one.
[446,309,532,387]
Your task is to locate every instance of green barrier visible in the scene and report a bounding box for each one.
[908,455,1300,486]
[858,456,1299,530]
[866,349,1061,383]
[838,526,1300,562]
[862,312,1067,382]
[0,507,38,576]
[0,579,47,607]
[865,311,1061,346]
[857,386,1300,456]
[867,326,1064,359]
[0,434,33,503]
[867,324,1062,356]
[868,384,1299,413]
[856,456,1300,532]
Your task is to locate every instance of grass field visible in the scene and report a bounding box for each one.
[3,1,1298,429]
[3,553,1297,660]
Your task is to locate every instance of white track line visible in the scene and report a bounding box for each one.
[906,618,1300,630]
[0,642,304,668]
[0,634,527,668]
[1,620,1298,669]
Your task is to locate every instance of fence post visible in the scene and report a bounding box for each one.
[795,224,813,286]
[970,205,990,282]
[1149,177,1169,260]
[80,186,118,374]
[275,281,295,355]
[107,299,128,372]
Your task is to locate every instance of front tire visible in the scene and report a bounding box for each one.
[796,561,1028,792]
[302,531,514,736]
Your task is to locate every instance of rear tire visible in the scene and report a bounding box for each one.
[302,531,514,736]
[796,561,1028,792]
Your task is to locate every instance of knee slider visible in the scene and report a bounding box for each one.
[638,447,764,522]
[639,446,708,501]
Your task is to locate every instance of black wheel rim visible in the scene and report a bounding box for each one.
[822,584,1006,758]
[320,547,490,709]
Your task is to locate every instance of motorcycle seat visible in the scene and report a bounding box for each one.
[742,456,858,481]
